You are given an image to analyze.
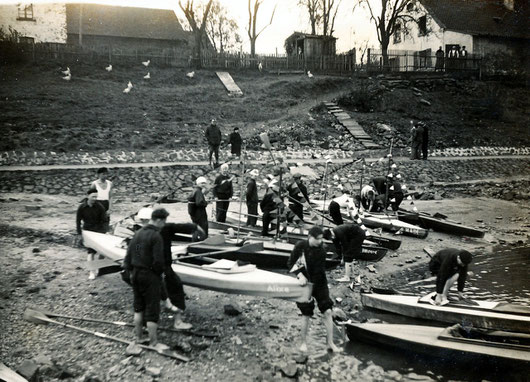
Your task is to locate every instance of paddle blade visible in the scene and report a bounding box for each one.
[23,308,52,325]
[259,132,272,150]
[238,242,264,253]
[202,235,225,245]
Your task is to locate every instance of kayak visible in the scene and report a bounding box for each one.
[397,209,485,238]
[345,323,530,367]
[361,292,530,333]
[82,230,313,303]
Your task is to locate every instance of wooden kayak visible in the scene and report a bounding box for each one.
[361,292,530,333]
[82,230,313,303]
[397,209,485,238]
[345,323,530,367]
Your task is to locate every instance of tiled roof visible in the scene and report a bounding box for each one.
[421,0,529,39]
[66,3,188,41]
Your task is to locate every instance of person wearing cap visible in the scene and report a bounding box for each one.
[228,127,242,157]
[188,177,209,238]
[246,169,260,227]
[286,172,309,223]
[90,167,113,232]
[324,224,366,282]
[260,179,280,237]
[123,208,169,351]
[213,163,234,223]
[429,248,473,305]
[76,188,107,280]
[288,226,341,353]
[205,119,222,168]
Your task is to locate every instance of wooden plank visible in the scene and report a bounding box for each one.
[215,71,243,96]
[0,363,28,382]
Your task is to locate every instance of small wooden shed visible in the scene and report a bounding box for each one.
[285,32,337,57]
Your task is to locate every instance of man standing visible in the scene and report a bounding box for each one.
[429,248,473,305]
[420,121,429,160]
[76,189,107,280]
[410,121,424,160]
[228,127,242,158]
[213,163,233,223]
[90,167,113,232]
[246,169,259,227]
[288,226,341,353]
[123,208,169,351]
[188,177,209,238]
[286,172,309,223]
[435,46,444,72]
[205,119,222,168]
[324,224,366,282]
[260,179,280,237]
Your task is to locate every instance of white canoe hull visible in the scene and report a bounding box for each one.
[82,230,312,302]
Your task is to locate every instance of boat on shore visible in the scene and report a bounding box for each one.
[397,209,485,238]
[82,230,313,303]
[345,323,530,367]
[361,292,530,333]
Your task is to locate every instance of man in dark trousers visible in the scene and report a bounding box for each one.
[287,172,309,223]
[410,120,424,160]
[76,188,107,280]
[123,208,169,351]
[435,46,444,72]
[188,177,209,238]
[324,224,366,282]
[246,169,259,227]
[372,175,403,212]
[228,127,242,158]
[260,179,280,237]
[213,163,233,223]
[288,226,341,353]
[429,248,473,305]
[160,222,205,330]
[420,121,429,160]
[205,119,222,168]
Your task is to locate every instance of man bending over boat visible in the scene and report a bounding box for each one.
[288,226,341,353]
[429,248,473,305]
[124,208,170,351]
[324,224,366,283]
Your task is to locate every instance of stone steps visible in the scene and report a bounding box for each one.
[326,102,380,149]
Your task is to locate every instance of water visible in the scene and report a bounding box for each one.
[302,245,530,381]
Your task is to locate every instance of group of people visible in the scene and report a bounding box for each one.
[435,45,469,72]
[205,119,242,168]
[410,120,429,160]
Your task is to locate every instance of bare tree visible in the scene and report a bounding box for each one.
[298,0,321,35]
[179,0,214,68]
[248,0,277,57]
[354,0,416,69]
[206,0,241,53]
[321,0,341,36]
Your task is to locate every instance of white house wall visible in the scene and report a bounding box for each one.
[0,3,67,43]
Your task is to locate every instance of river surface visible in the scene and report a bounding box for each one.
[302,245,530,382]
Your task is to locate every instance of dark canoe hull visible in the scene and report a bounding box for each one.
[345,323,530,368]
[209,221,389,262]
[397,210,485,238]
[364,235,401,250]
[361,293,530,333]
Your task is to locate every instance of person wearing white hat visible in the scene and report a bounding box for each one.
[213,163,233,223]
[260,179,280,236]
[187,176,209,237]
[246,169,260,227]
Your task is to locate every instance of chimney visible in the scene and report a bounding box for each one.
[503,0,514,11]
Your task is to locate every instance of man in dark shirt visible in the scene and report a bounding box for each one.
[123,208,169,350]
[76,188,107,280]
[260,180,280,237]
[288,226,341,353]
[213,163,234,223]
[429,248,473,305]
[228,127,242,157]
[246,169,259,227]
[287,172,309,223]
[188,177,209,238]
[205,119,222,168]
[324,224,366,282]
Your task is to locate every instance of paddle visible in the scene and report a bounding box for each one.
[176,242,264,262]
[30,307,218,338]
[23,308,189,362]
[188,234,226,246]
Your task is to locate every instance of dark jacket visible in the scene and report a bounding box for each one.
[332,224,366,257]
[229,132,242,152]
[76,200,106,234]
[288,240,327,284]
[124,224,165,275]
[188,187,208,222]
[246,178,258,204]
[429,248,469,293]
[287,180,309,206]
[205,124,222,145]
[160,223,198,268]
[260,191,278,213]
[213,174,233,199]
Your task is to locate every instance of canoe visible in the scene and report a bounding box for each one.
[361,292,530,333]
[82,230,313,303]
[345,323,530,367]
[397,209,485,238]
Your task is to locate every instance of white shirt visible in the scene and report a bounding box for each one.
[91,180,112,201]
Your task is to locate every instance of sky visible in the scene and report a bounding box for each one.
[0,0,379,54]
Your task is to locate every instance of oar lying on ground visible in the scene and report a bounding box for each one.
[23,308,190,362]
[29,307,218,338]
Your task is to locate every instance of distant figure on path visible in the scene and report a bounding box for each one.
[188,177,209,238]
[90,167,113,232]
[429,248,473,305]
[288,226,341,353]
[410,121,424,160]
[420,121,429,160]
[213,163,234,223]
[246,169,259,227]
[76,188,107,280]
[229,127,242,157]
[205,119,222,168]
[435,46,444,71]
